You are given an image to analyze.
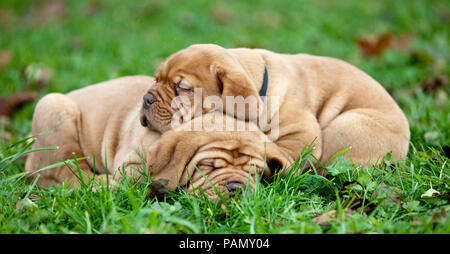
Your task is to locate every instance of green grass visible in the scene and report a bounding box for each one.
[0,0,449,233]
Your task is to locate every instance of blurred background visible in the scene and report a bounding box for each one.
[0,0,448,147]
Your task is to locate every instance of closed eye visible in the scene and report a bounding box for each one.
[174,83,193,95]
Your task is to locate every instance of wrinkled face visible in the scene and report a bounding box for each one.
[140,44,262,133]
[140,45,224,132]
[181,140,282,201]
[146,126,287,202]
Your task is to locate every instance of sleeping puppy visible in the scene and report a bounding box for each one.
[25,76,161,187]
[144,111,291,200]
[25,76,289,201]
[141,44,410,172]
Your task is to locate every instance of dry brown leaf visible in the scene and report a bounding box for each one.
[0,92,38,116]
[421,75,448,93]
[312,210,338,227]
[312,208,351,227]
[421,187,442,199]
[356,32,393,57]
[0,50,12,68]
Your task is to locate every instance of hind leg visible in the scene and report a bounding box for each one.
[25,93,96,187]
[320,108,409,168]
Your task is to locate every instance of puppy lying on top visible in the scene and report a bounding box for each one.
[141,44,410,172]
[25,76,289,200]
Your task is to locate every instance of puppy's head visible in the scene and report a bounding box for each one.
[140,44,262,133]
[145,114,290,201]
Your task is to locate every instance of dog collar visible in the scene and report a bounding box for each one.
[259,66,268,98]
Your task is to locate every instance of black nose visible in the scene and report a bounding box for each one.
[226,182,244,198]
[143,93,155,109]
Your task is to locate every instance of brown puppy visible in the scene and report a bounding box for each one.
[145,112,292,200]
[25,76,288,201]
[26,76,160,187]
[141,44,410,172]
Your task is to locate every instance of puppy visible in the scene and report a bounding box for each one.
[25,76,160,187]
[25,76,288,201]
[145,111,292,200]
[141,44,410,172]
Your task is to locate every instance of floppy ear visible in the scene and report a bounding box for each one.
[264,142,293,176]
[213,64,262,121]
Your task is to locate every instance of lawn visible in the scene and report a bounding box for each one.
[0,0,449,234]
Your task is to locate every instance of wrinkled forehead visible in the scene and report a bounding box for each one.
[187,139,266,167]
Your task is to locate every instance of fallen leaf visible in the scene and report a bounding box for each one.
[0,92,38,116]
[312,212,333,227]
[356,31,393,57]
[312,209,351,227]
[421,75,448,93]
[0,50,12,68]
[421,187,441,199]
